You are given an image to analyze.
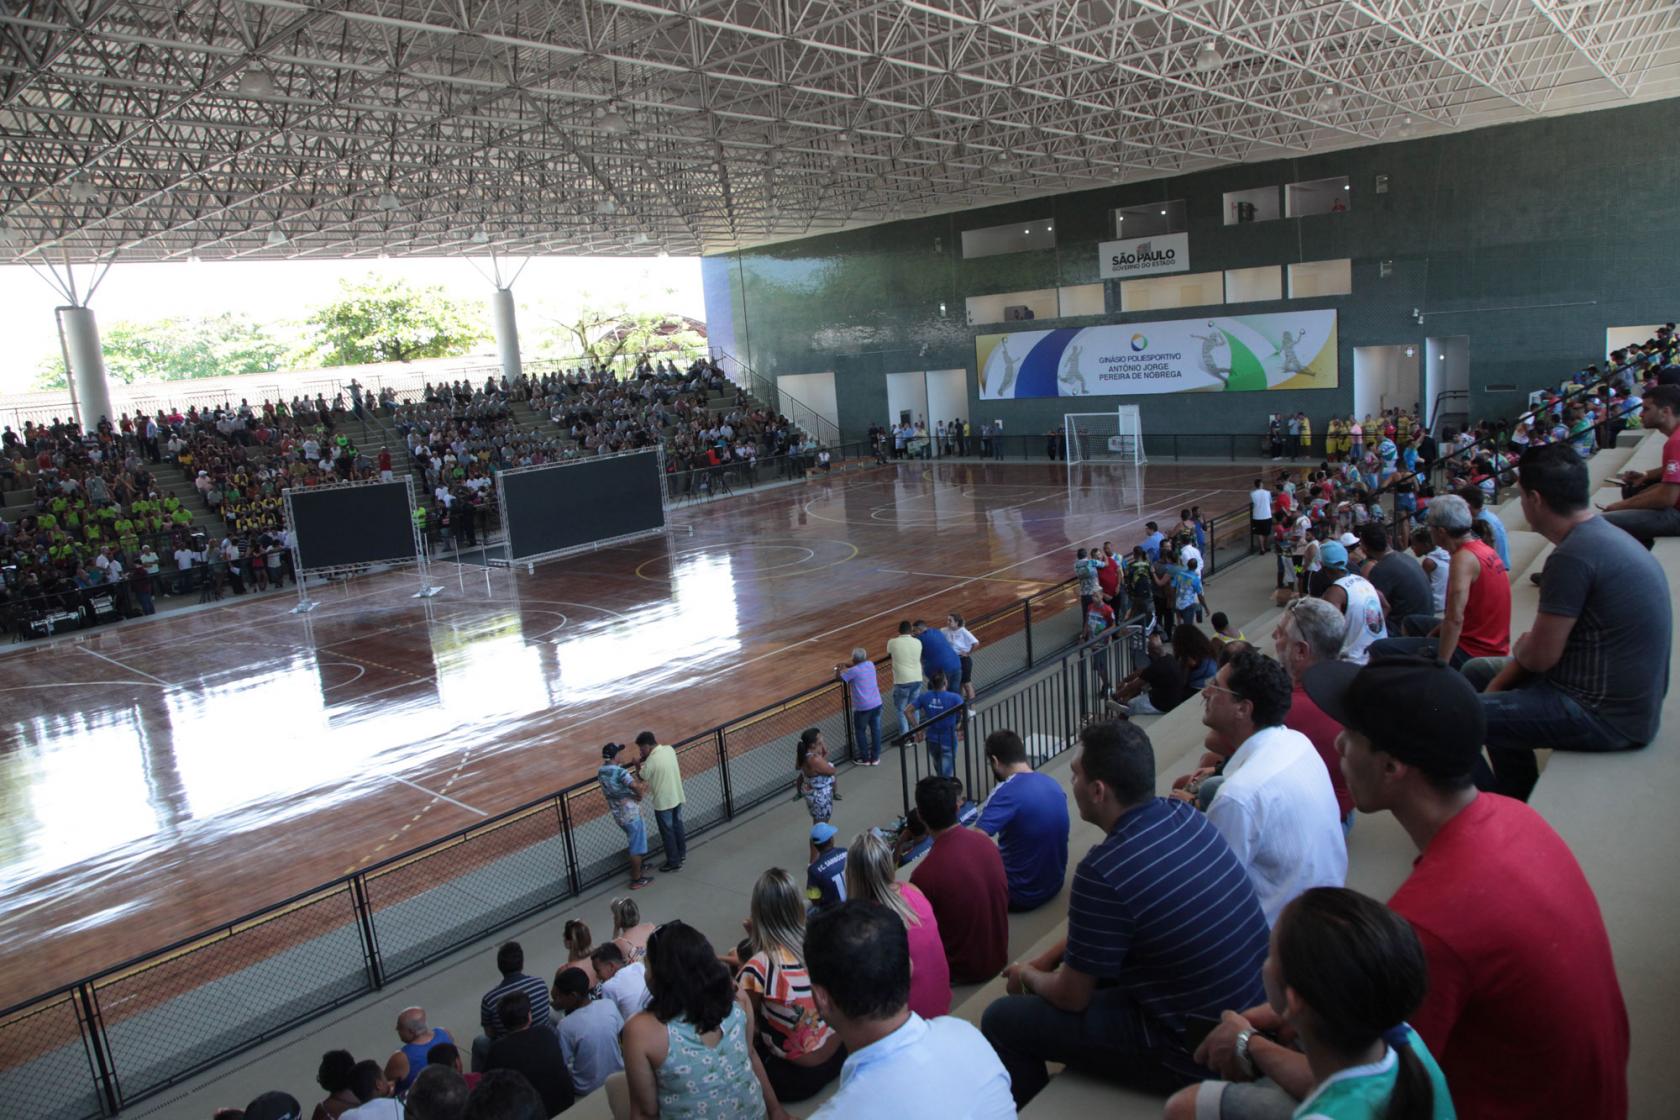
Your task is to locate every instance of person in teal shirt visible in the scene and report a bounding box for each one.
[1275,888,1455,1120]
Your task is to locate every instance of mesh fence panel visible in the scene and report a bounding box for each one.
[0,993,103,1120]
[966,603,1031,690]
[671,737,727,836]
[94,884,368,1104]
[365,805,570,979]
[1026,585,1083,662]
[566,782,637,892]
[722,685,848,816]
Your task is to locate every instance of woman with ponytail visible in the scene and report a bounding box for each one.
[1270,887,1455,1120]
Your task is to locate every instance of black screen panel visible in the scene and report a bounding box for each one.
[501,452,665,562]
[289,482,417,571]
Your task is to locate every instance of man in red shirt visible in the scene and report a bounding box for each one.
[1371,494,1509,667]
[909,775,1009,984]
[1603,382,1680,544]
[1305,656,1628,1120]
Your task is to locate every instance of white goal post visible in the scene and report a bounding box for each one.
[1064,406,1146,466]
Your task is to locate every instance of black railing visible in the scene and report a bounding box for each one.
[0,490,1263,1119]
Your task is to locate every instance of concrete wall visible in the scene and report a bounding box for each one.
[703,100,1680,441]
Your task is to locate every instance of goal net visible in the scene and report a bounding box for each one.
[1064,406,1146,466]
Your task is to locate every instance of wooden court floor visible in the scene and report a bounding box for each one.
[0,459,1255,1001]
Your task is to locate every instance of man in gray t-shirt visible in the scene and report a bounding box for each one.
[1463,444,1671,801]
[1358,524,1434,629]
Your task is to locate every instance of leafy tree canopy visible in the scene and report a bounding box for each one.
[299,275,486,366]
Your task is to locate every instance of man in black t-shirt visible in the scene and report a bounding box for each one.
[1358,523,1433,628]
[485,990,574,1117]
[1113,631,1187,716]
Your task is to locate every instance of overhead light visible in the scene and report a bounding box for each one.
[1343,184,1351,190]
[469,229,490,244]
[238,68,275,97]
[656,249,669,259]
[832,130,854,155]
[1160,209,1167,215]
[631,232,650,246]
[188,252,203,265]
[376,191,400,211]
[595,198,618,215]
[68,178,96,203]
[265,228,288,247]
[377,249,390,260]
[1195,42,1224,73]
[598,105,630,134]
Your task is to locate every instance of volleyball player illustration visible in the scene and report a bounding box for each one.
[1058,344,1089,395]
[1279,329,1313,377]
[994,337,1018,397]
[1189,326,1231,386]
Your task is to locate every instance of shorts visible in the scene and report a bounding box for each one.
[1251,517,1272,537]
[959,655,974,685]
[620,816,648,857]
[1395,493,1417,513]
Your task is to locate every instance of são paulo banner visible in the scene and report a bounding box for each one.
[975,310,1338,399]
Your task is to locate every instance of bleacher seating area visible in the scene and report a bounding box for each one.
[178,327,1680,1120]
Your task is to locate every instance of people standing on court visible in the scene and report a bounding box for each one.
[598,744,653,890]
[976,729,1070,912]
[834,648,883,765]
[1196,650,1346,925]
[886,621,923,739]
[635,731,686,872]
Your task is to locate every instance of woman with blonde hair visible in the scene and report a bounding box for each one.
[612,897,656,962]
[734,869,844,1101]
[844,830,951,1018]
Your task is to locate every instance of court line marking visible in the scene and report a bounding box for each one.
[388,774,489,817]
[78,646,170,686]
[879,569,1054,585]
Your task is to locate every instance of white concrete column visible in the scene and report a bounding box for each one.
[491,287,521,382]
[58,305,114,430]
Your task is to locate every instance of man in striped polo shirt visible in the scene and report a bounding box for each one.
[470,941,553,1072]
[980,720,1270,1108]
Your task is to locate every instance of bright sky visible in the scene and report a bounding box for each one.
[0,255,705,394]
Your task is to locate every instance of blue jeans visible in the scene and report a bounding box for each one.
[891,682,922,738]
[852,706,882,763]
[653,805,687,867]
[926,740,956,778]
[1462,657,1641,801]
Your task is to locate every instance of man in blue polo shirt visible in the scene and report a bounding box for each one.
[977,729,1069,911]
[1141,521,1165,562]
[980,720,1269,1108]
[912,619,962,685]
[907,672,964,778]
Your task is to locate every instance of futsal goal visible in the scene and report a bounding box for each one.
[1064,406,1146,466]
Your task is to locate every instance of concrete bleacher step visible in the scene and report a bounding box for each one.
[1501,442,1634,532]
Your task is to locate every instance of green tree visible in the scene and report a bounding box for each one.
[33,312,287,388]
[534,294,707,369]
[300,275,486,366]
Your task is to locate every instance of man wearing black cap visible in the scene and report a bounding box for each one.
[1300,655,1628,1120]
[1464,443,1669,800]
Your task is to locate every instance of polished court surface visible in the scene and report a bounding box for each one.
[0,460,1255,1001]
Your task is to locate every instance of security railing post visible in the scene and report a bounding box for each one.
[350,875,385,990]
[77,983,121,1117]
[557,795,583,897]
[716,730,736,819]
[1023,601,1035,669]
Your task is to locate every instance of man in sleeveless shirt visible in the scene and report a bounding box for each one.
[1371,496,1510,669]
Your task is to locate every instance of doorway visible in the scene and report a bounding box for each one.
[1353,345,1421,422]
[1424,335,1470,437]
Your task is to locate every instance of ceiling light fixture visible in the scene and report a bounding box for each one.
[68,178,96,203]
[265,228,288,247]
[377,191,400,211]
[595,198,618,216]
[238,68,275,97]
[470,229,490,244]
[1195,42,1224,73]
[599,104,630,134]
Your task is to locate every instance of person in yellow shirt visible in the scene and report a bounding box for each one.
[886,620,924,739]
[1298,413,1313,457]
[634,731,687,871]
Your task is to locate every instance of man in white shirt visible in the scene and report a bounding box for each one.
[552,966,623,1096]
[590,943,650,1024]
[172,545,197,595]
[806,900,1013,1119]
[1248,479,1273,553]
[1196,649,1346,925]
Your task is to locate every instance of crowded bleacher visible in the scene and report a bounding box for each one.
[194,324,1679,1120]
